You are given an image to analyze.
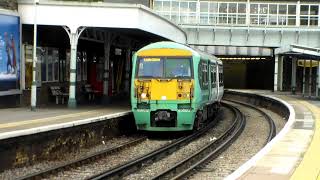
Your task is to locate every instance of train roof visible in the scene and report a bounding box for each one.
[138,41,222,64]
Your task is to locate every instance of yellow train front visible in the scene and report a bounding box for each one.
[131,41,223,131]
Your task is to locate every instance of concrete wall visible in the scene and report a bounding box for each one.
[0,0,18,10]
[104,0,150,7]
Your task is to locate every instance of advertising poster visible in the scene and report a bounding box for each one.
[0,14,20,93]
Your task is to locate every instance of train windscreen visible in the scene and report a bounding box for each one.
[137,57,192,78]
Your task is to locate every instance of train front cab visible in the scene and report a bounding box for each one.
[131,48,197,131]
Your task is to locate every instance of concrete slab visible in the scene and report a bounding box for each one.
[0,103,131,140]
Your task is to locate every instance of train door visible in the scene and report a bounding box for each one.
[216,64,220,101]
[218,64,224,100]
[210,63,217,101]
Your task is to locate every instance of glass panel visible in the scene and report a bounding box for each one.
[228,14,237,24]
[162,12,170,20]
[278,15,287,25]
[82,52,87,81]
[259,15,268,25]
[288,5,296,15]
[237,15,246,24]
[229,3,237,13]
[200,13,209,24]
[250,15,258,24]
[310,5,319,15]
[53,50,59,81]
[137,58,164,78]
[163,1,170,11]
[250,4,258,14]
[189,2,196,12]
[269,15,277,25]
[200,2,208,13]
[209,14,218,24]
[180,13,188,24]
[48,56,53,81]
[219,3,227,13]
[300,16,308,25]
[300,5,309,15]
[310,16,318,26]
[269,4,277,14]
[180,2,188,12]
[165,58,191,78]
[238,3,246,13]
[171,1,179,11]
[288,16,296,25]
[41,56,46,82]
[259,4,268,14]
[209,2,218,13]
[279,5,287,14]
[219,14,228,24]
[171,13,179,23]
[154,1,162,11]
[189,13,197,24]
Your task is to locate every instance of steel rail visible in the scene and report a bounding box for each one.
[224,99,277,145]
[18,136,147,180]
[152,101,246,180]
[88,107,223,180]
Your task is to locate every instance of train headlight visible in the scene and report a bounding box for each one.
[141,93,147,99]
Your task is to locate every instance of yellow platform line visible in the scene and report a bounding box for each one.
[0,110,99,129]
[291,101,320,180]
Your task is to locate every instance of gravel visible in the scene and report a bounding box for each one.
[124,106,235,180]
[0,135,142,180]
[190,101,286,179]
[48,138,170,179]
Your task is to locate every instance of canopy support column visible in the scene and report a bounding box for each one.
[279,56,284,91]
[302,59,306,97]
[125,46,131,95]
[274,55,279,91]
[103,32,111,104]
[309,60,312,98]
[63,26,86,108]
[317,61,320,97]
[291,57,297,94]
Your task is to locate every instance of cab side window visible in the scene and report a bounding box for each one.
[199,60,208,89]
[218,65,223,86]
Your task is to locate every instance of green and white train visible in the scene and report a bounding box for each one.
[131,41,223,131]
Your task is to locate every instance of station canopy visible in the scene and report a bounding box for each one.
[275,44,320,60]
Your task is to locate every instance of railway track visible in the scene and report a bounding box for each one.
[19,101,272,180]
[189,99,278,179]
[18,137,147,180]
[151,102,245,180]
[89,102,241,180]
[225,99,276,145]
[88,109,223,180]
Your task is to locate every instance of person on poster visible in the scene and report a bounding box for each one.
[4,32,12,74]
[10,34,17,74]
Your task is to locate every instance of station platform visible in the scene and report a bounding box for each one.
[226,89,320,180]
[0,103,131,140]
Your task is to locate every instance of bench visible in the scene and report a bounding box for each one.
[83,84,101,101]
[50,86,69,104]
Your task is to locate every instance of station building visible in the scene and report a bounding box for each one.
[0,0,319,108]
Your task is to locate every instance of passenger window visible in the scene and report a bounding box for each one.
[199,60,208,89]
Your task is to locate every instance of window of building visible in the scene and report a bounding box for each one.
[153,0,319,27]
[40,48,59,83]
[300,5,319,26]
